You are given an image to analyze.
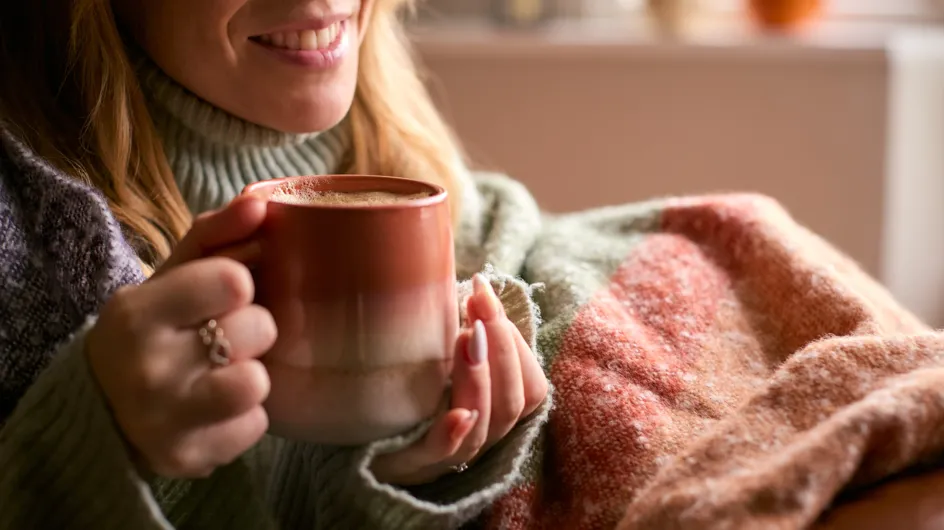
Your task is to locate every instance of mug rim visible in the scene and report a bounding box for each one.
[242,174,448,211]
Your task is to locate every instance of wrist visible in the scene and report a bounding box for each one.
[81,316,154,477]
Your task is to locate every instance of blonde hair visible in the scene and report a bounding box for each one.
[0,0,464,267]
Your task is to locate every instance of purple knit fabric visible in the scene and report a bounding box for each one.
[0,127,145,420]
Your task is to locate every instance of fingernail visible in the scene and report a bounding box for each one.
[473,274,502,320]
[453,409,480,440]
[467,320,488,366]
[465,409,480,425]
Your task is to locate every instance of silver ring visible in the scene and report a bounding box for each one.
[451,462,469,474]
[199,319,231,367]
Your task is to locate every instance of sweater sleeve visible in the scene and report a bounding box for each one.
[0,271,549,529]
[0,319,278,530]
[268,269,552,529]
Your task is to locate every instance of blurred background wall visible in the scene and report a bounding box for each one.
[408,1,944,326]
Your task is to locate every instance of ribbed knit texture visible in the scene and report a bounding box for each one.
[136,55,490,275]
[136,59,350,213]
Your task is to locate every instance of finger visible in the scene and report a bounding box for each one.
[371,408,478,486]
[468,276,525,444]
[466,273,505,323]
[160,195,267,273]
[512,324,549,418]
[204,304,277,364]
[140,257,255,327]
[485,320,525,444]
[449,322,491,460]
[212,239,262,269]
[167,304,276,408]
[172,405,269,477]
[186,360,271,425]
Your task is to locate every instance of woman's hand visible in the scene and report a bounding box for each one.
[371,274,549,485]
[86,196,277,479]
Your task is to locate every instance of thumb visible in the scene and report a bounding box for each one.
[159,195,267,274]
[370,409,476,485]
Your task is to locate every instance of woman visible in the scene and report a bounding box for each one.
[0,0,549,527]
[4,0,944,529]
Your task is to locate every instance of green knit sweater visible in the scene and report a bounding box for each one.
[0,63,550,528]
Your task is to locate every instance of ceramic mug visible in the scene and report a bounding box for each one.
[242,175,458,445]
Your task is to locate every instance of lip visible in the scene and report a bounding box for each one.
[249,19,351,70]
[253,12,354,36]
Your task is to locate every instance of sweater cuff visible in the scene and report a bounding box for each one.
[366,396,550,527]
[0,318,172,530]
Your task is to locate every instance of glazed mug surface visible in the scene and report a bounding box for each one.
[243,175,458,445]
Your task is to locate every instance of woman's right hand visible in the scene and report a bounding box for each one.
[85,196,277,479]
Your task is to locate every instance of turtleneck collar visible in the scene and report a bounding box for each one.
[135,57,351,213]
[133,55,488,271]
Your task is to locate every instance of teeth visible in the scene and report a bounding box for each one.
[285,31,300,50]
[315,29,330,49]
[259,22,342,51]
[300,30,317,50]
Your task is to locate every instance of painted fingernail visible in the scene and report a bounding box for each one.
[473,274,502,319]
[467,320,488,366]
[465,409,480,425]
[453,409,480,439]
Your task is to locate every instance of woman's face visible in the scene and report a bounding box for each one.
[115,0,372,133]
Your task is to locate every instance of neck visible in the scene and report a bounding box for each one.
[136,59,351,213]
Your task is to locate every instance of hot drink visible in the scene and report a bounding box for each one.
[242,175,457,445]
[271,189,430,206]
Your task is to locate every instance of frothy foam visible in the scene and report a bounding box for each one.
[271,189,430,206]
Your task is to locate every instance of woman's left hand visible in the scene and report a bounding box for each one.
[371,274,549,486]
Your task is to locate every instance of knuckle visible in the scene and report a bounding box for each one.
[148,459,178,478]
[152,447,203,478]
[494,394,526,427]
[128,363,163,398]
[215,260,254,307]
[126,342,174,395]
[226,365,270,412]
[524,379,549,413]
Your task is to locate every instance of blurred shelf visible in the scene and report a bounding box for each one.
[408,16,942,62]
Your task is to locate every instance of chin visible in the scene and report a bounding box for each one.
[239,82,356,135]
[271,106,350,135]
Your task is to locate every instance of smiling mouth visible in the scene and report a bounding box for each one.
[250,21,344,51]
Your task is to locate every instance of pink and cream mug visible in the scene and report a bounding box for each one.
[242,175,458,445]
